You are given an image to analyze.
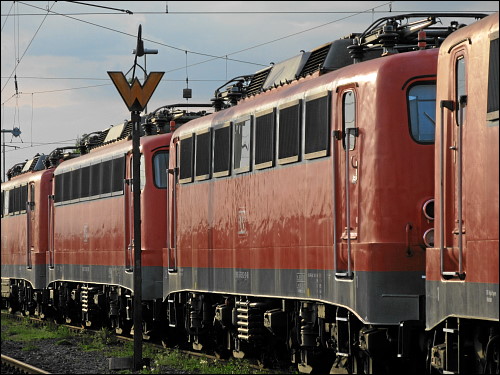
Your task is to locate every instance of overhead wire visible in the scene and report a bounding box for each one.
[1,1,14,31]
[0,0,400,103]
[1,1,56,94]
[14,1,267,68]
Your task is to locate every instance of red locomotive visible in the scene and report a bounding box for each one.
[426,12,499,374]
[2,12,497,374]
[1,154,52,314]
[1,107,206,335]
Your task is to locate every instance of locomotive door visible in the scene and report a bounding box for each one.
[124,155,134,271]
[337,88,359,278]
[26,183,35,269]
[441,53,467,279]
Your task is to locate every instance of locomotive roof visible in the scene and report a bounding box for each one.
[173,47,439,139]
[211,13,488,110]
[439,12,498,55]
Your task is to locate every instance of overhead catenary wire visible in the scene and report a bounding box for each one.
[5,1,493,96]
[13,1,267,68]
[1,1,56,94]
[2,1,394,97]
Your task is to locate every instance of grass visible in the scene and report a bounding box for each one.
[150,349,271,374]
[2,315,72,341]
[1,313,294,374]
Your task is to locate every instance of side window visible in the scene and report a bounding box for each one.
[179,134,194,183]
[153,152,169,188]
[278,101,301,164]
[408,83,436,143]
[234,117,252,173]
[195,129,211,181]
[101,159,113,195]
[342,91,357,150]
[456,56,466,126]
[29,184,35,211]
[112,157,125,193]
[73,170,81,200]
[81,165,91,198]
[55,174,63,203]
[255,109,275,169]
[487,36,499,121]
[62,172,71,202]
[305,92,330,159]
[20,185,28,212]
[90,164,101,197]
[213,123,231,177]
[8,188,15,213]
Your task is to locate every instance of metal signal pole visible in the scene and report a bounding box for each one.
[108,25,163,371]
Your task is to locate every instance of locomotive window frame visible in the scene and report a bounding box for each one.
[53,154,126,206]
[407,81,436,144]
[111,156,126,194]
[254,108,276,170]
[5,185,28,215]
[487,32,499,122]
[2,190,7,216]
[278,100,301,165]
[179,134,194,184]
[80,164,91,199]
[89,163,101,198]
[233,116,252,174]
[70,168,82,202]
[100,158,114,197]
[455,55,467,127]
[152,151,169,189]
[342,90,357,151]
[304,91,331,159]
[195,128,212,181]
[213,122,232,178]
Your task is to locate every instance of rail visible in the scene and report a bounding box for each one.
[1,354,51,374]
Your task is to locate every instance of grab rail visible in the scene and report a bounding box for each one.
[439,99,466,280]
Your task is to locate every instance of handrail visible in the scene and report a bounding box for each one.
[47,194,54,269]
[456,95,466,278]
[167,142,179,272]
[339,128,357,279]
[26,200,32,269]
[439,99,466,280]
[332,130,339,276]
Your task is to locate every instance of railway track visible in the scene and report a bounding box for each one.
[1,354,51,374]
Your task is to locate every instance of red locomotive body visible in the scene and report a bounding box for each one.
[1,157,53,313]
[2,12,497,374]
[47,129,171,328]
[164,39,438,372]
[426,13,499,374]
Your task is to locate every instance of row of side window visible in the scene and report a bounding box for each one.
[54,156,125,205]
[1,185,28,217]
[179,92,331,183]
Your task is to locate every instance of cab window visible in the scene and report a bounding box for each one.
[408,83,436,143]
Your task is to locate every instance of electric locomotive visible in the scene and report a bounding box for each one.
[2,12,497,375]
[426,12,499,374]
[162,13,490,374]
[1,154,53,315]
[1,106,209,336]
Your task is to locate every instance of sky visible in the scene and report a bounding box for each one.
[1,1,498,182]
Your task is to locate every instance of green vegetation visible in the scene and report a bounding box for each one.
[150,350,271,374]
[2,315,72,341]
[1,314,294,374]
